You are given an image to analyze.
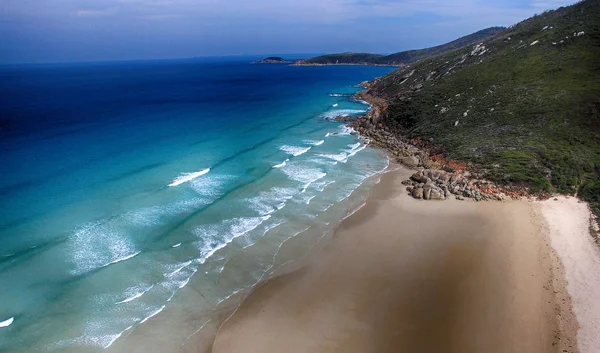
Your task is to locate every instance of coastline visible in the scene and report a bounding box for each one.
[292,63,402,67]
[211,165,587,353]
[205,76,600,353]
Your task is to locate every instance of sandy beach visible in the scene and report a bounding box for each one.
[210,166,600,353]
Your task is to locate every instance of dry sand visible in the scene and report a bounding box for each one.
[210,167,593,353]
[541,196,600,353]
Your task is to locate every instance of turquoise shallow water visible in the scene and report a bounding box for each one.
[0,58,394,352]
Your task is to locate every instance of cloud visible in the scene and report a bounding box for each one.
[1,0,578,24]
[75,7,119,17]
[0,0,580,63]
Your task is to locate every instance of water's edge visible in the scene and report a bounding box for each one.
[180,154,394,353]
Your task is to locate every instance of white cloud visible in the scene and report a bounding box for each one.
[2,0,580,26]
[76,7,119,17]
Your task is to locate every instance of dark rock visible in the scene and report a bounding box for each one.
[411,172,428,184]
[399,156,420,168]
[412,187,424,199]
[423,185,432,200]
[430,189,445,200]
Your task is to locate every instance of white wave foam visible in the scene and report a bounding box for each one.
[70,319,136,349]
[304,140,324,146]
[328,93,347,97]
[189,173,232,198]
[0,317,14,328]
[216,287,248,305]
[172,243,182,248]
[281,165,327,185]
[168,168,210,187]
[167,260,193,277]
[325,133,332,137]
[115,285,154,304]
[346,145,366,159]
[140,305,166,324]
[313,180,336,192]
[273,159,288,168]
[280,145,311,157]
[304,195,316,205]
[125,197,210,228]
[103,324,134,349]
[340,126,357,135]
[194,216,271,263]
[159,261,200,303]
[332,103,338,107]
[69,222,139,275]
[321,109,367,120]
[348,142,361,150]
[318,153,348,163]
[248,187,297,216]
[102,251,140,268]
[241,220,287,250]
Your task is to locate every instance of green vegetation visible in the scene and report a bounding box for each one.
[254,57,289,64]
[299,53,385,65]
[370,0,600,212]
[300,27,505,66]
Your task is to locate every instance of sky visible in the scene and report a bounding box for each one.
[0,0,576,64]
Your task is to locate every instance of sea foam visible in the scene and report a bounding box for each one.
[321,109,367,120]
[273,159,289,168]
[194,216,272,264]
[280,145,311,157]
[115,285,154,305]
[281,165,327,185]
[304,140,325,146]
[168,168,210,187]
[69,222,140,275]
[0,317,14,328]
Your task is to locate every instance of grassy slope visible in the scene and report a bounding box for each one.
[300,53,385,65]
[302,27,505,65]
[380,27,506,65]
[370,0,600,213]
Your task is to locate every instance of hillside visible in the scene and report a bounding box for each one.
[296,53,385,65]
[298,27,506,66]
[353,0,600,213]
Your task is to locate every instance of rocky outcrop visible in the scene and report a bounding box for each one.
[398,156,420,168]
[403,170,506,201]
[347,90,511,202]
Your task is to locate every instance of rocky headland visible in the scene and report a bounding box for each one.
[253,57,290,64]
[347,86,523,202]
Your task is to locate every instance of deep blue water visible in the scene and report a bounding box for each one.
[0,58,394,352]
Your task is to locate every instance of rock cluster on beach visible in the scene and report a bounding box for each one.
[403,170,505,201]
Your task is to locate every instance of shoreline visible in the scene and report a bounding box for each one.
[203,79,600,352]
[292,63,402,67]
[211,165,590,353]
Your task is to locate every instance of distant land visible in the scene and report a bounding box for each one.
[294,27,506,66]
[253,57,291,64]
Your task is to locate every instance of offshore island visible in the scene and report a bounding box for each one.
[213,1,600,353]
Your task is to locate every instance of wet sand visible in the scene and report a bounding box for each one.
[211,167,580,353]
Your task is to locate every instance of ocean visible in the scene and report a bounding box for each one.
[0,57,394,352]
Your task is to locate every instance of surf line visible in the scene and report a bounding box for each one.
[168,168,211,187]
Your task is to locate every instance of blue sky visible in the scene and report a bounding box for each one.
[0,0,575,63]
